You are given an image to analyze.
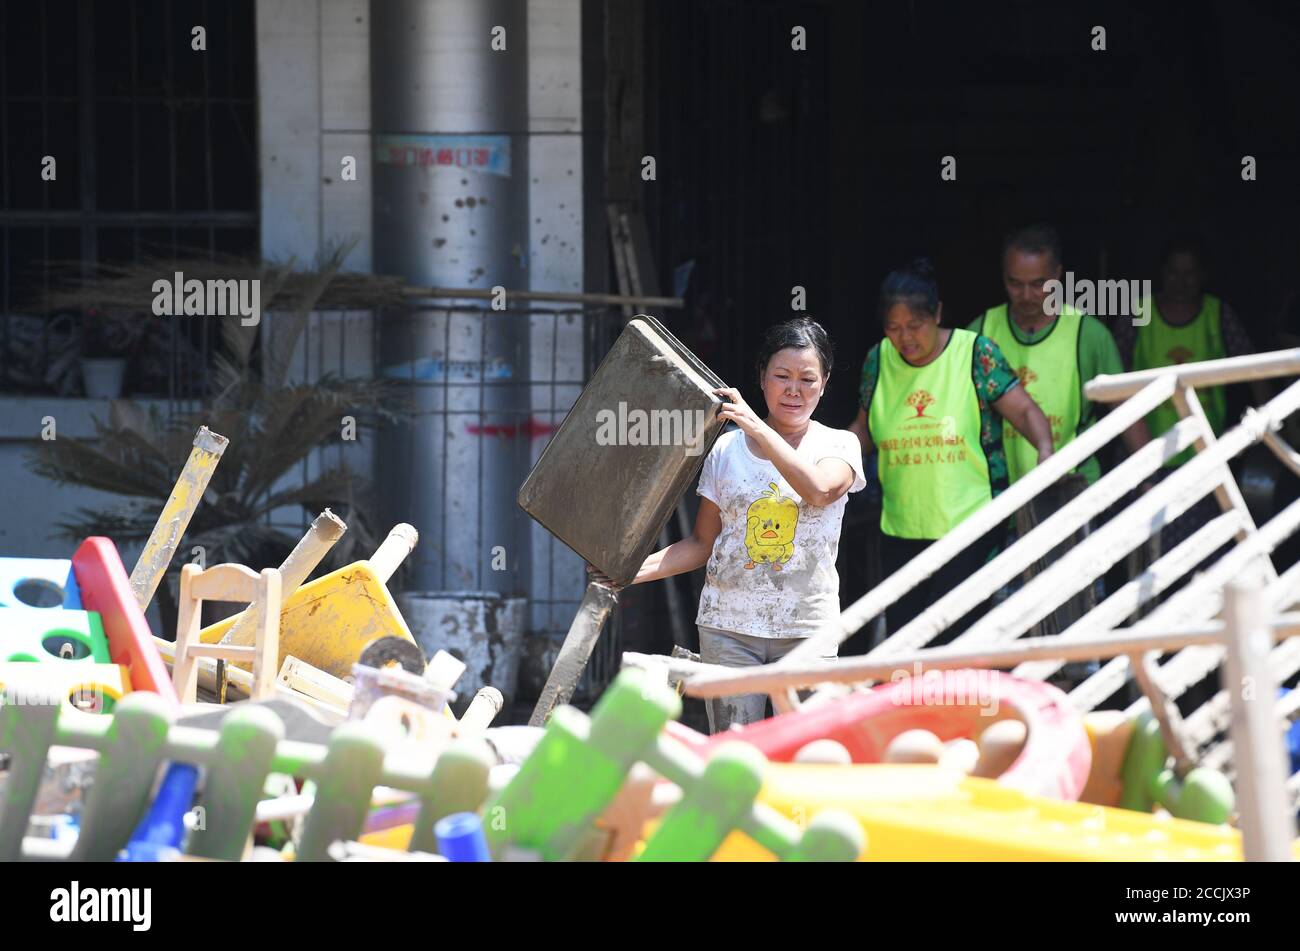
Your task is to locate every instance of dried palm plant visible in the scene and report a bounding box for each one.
[27,244,410,633]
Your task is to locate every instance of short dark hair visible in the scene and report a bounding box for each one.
[756,317,834,381]
[1002,224,1062,267]
[1160,231,1208,270]
[878,257,940,321]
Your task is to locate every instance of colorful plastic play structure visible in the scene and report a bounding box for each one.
[3,342,1300,863]
[0,538,179,717]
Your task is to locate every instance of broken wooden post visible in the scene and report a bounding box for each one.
[220,508,347,647]
[129,425,228,611]
[529,581,619,727]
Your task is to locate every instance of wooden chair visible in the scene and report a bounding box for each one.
[172,564,282,704]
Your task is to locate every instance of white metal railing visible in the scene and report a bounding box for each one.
[622,347,1300,859]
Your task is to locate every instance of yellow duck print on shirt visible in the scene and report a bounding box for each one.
[744,482,798,570]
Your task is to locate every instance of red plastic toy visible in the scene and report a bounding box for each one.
[71,537,179,710]
[667,669,1091,801]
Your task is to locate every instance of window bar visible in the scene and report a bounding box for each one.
[477,306,486,592]
[164,0,177,261]
[440,308,450,591]
[40,1,49,355]
[78,0,97,278]
[1,0,9,388]
[131,0,140,262]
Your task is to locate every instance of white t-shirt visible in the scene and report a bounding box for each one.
[695,420,867,639]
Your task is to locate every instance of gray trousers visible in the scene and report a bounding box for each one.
[697,626,838,734]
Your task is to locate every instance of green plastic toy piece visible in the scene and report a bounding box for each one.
[188,704,284,860]
[408,740,494,856]
[2,669,863,863]
[783,811,866,862]
[638,737,865,862]
[486,668,864,862]
[296,721,388,862]
[638,742,765,861]
[0,690,62,861]
[71,691,173,861]
[484,666,682,861]
[1119,711,1234,824]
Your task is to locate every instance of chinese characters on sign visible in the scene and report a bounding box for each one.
[374,134,512,177]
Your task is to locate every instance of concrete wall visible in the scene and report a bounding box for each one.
[0,396,160,630]
[256,0,588,635]
[525,0,587,638]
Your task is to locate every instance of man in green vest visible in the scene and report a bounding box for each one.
[969,224,1150,486]
[1112,234,1271,554]
[1114,234,1271,463]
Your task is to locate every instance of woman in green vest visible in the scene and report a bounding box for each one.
[847,259,1055,642]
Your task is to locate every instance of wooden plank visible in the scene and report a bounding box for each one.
[278,655,355,710]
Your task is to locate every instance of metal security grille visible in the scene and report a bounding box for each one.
[372,303,626,702]
[644,0,833,396]
[0,0,257,403]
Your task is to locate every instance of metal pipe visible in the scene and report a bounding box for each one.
[372,0,531,595]
[673,614,1300,699]
[1262,429,1300,478]
[398,285,684,309]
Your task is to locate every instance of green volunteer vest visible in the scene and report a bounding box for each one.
[977,304,1086,484]
[868,329,991,540]
[1132,294,1227,467]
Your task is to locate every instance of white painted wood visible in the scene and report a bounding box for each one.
[1085,348,1300,402]
[773,376,1180,668]
[674,615,1300,700]
[278,655,355,709]
[1179,562,1300,748]
[918,418,1205,657]
[1173,384,1273,562]
[1263,428,1300,478]
[1109,498,1300,715]
[1014,511,1243,681]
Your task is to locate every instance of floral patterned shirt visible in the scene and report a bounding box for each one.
[859,333,1019,496]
